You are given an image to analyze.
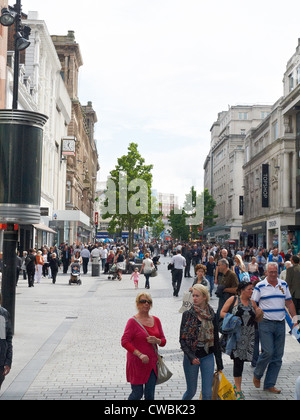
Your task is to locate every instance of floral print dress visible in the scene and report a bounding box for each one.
[231,297,256,361]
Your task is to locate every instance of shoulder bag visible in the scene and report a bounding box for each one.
[132,317,173,385]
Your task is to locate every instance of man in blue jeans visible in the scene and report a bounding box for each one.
[252,262,297,394]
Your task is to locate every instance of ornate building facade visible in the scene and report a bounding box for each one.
[51,31,99,244]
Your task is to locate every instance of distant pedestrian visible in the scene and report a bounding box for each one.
[252,262,297,394]
[80,246,90,274]
[180,284,223,400]
[26,249,37,288]
[49,253,60,284]
[121,293,166,400]
[286,255,300,316]
[61,245,71,274]
[268,248,284,274]
[140,253,154,289]
[171,249,186,297]
[256,251,267,277]
[21,251,27,280]
[16,251,22,285]
[34,250,44,284]
[205,256,216,297]
[190,264,210,294]
[0,292,13,391]
[131,267,140,289]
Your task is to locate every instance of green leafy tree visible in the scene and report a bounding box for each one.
[183,187,218,239]
[168,209,190,241]
[202,188,218,228]
[102,143,158,250]
[151,216,165,240]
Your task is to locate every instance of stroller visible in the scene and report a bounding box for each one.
[69,262,82,285]
[108,263,122,280]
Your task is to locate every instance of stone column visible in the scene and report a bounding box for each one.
[282,152,290,208]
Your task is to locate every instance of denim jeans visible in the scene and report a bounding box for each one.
[206,275,214,297]
[254,319,285,389]
[128,369,157,400]
[144,273,151,288]
[182,353,215,400]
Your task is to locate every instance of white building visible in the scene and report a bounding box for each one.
[5,11,71,249]
[203,104,272,244]
[243,39,300,253]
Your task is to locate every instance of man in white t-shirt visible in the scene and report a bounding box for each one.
[252,261,297,394]
[171,250,186,297]
[100,246,108,272]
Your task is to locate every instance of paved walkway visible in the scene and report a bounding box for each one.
[0,257,299,400]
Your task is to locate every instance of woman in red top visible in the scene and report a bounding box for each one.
[121,292,166,400]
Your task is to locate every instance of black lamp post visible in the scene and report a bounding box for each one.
[0,0,31,109]
[0,1,48,334]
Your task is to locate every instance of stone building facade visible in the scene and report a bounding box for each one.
[203,105,272,243]
[243,39,300,253]
[51,31,99,244]
[4,11,72,250]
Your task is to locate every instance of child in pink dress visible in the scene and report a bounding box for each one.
[131,267,140,289]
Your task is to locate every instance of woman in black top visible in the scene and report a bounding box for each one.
[49,253,60,284]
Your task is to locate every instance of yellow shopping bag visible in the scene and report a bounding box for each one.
[218,372,236,400]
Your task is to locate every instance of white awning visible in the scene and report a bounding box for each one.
[33,223,57,235]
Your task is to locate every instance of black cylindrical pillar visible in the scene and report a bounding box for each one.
[0,110,48,334]
[0,110,48,224]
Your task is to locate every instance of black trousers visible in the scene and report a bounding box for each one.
[293,297,300,316]
[27,269,35,287]
[52,270,58,284]
[0,366,5,390]
[184,263,191,277]
[172,269,183,296]
[82,257,89,274]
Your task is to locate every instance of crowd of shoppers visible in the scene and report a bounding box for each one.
[120,240,300,401]
[1,238,299,400]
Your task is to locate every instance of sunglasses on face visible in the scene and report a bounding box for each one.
[139,299,152,304]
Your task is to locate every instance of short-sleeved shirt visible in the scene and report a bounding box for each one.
[252,278,292,321]
[221,269,239,290]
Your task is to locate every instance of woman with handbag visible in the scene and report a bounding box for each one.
[220,280,263,400]
[180,284,223,400]
[121,292,166,400]
[140,253,154,289]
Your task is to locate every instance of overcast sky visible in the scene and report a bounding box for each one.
[22,0,300,204]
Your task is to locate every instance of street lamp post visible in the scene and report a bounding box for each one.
[0,0,31,110]
[0,1,47,334]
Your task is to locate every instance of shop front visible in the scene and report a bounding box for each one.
[50,210,93,245]
[281,225,300,254]
[242,222,266,249]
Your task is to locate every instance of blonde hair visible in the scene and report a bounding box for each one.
[192,284,210,303]
[136,292,152,309]
[234,254,245,271]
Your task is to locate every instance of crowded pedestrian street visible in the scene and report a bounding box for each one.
[0,255,299,401]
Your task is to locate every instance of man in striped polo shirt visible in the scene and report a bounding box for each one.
[252,262,297,394]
